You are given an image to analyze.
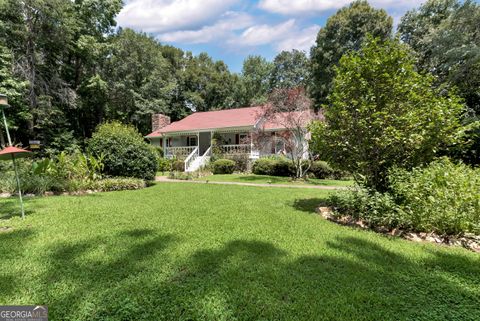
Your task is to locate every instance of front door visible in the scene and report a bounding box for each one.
[199,132,211,155]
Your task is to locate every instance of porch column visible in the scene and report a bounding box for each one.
[250,133,253,158]
[274,132,277,154]
[162,135,167,157]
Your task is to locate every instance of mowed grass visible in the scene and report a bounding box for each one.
[0,183,479,321]
[194,174,353,187]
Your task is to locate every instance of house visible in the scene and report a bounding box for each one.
[146,106,314,172]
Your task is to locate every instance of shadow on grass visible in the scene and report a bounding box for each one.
[161,237,479,321]
[15,230,477,320]
[291,198,328,213]
[0,229,36,297]
[232,175,290,184]
[36,228,177,319]
[0,198,36,219]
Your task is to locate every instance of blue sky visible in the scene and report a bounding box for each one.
[117,0,427,72]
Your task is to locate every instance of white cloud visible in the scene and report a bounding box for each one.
[276,24,320,52]
[258,0,424,15]
[235,19,296,46]
[117,0,239,33]
[231,19,319,53]
[158,11,254,44]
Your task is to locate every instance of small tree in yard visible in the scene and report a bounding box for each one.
[254,88,315,179]
[310,36,464,192]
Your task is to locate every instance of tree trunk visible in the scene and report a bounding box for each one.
[24,2,38,137]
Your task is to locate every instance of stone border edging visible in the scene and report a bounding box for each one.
[316,206,480,253]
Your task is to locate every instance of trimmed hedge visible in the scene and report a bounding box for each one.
[87,177,146,192]
[89,122,158,180]
[252,158,294,177]
[212,159,236,174]
[252,158,277,176]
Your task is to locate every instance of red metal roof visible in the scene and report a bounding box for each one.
[146,106,319,138]
[146,106,264,137]
[0,146,31,160]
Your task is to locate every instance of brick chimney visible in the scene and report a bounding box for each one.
[152,114,171,131]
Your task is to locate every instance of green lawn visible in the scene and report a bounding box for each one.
[194,174,353,187]
[0,183,479,320]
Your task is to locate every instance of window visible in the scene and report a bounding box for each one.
[188,136,197,146]
[239,134,248,144]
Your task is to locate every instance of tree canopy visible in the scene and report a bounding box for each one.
[310,0,393,108]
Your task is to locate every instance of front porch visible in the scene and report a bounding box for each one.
[164,144,256,159]
[163,132,283,159]
[155,130,285,172]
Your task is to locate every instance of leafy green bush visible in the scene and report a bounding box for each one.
[309,161,348,179]
[87,178,146,192]
[252,158,276,175]
[328,188,401,228]
[309,161,332,179]
[158,158,172,172]
[252,157,294,177]
[212,159,236,174]
[88,122,158,180]
[273,159,294,177]
[224,154,249,172]
[0,150,145,195]
[171,160,185,172]
[390,158,480,235]
[328,158,480,235]
[168,171,196,180]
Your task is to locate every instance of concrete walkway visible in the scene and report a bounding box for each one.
[155,176,346,190]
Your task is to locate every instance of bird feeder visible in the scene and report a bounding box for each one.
[0,94,31,219]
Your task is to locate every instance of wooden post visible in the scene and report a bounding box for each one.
[162,135,167,157]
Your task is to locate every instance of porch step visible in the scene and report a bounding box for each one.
[186,156,210,172]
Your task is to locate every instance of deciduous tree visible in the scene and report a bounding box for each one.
[310,37,464,191]
[310,0,392,108]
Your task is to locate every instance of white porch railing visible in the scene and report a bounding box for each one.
[165,146,196,159]
[184,147,199,171]
[220,144,251,155]
[203,146,212,157]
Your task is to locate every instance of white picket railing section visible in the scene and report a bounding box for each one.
[184,147,199,172]
[221,144,251,155]
[185,146,211,172]
[165,146,196,159]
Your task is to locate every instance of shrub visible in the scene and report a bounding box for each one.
[224,154,249,172]
[252,158,276,175]
[309,161,333,179]
[310,37,464,192]
[309,161,349,179]
[87,177,146,192]
[158,158,172,173]
[252,157,294,177]
[171,160,185,172]
[328,158,480,235]
[22,175,66,195]
[273,159,294,177]
[168,171,196,180]
[88,122,158,180]
[54,151,104,181]
[212,159,236,174]
[390,158,480,235]
[327,188,401,228]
